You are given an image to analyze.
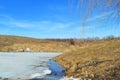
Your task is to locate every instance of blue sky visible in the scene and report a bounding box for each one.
[0,0,119,38]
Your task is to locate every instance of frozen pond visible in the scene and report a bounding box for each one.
[0,52,65,80]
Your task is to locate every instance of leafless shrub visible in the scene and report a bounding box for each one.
[69,39,75,45]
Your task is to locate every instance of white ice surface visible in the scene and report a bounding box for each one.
[0,52,61,79]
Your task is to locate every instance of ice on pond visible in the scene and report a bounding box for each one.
[0,52,63,80]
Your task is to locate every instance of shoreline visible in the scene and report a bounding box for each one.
[0,52,63,80]
[0,36,120,80]
[53,39,120,80]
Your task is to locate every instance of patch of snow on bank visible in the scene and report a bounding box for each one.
[29,69,51,79]
[60,76,91,80]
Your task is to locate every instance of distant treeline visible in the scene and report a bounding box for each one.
[44,36,120,45]
[44,36,120,41]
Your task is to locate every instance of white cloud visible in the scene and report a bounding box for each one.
[0,14,100,34]
[86,11,114,22]
[0,15,73,31]
[9,21,31,28]
[0,15,31,28]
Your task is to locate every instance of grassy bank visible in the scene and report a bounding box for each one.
[0,35,70,52]
[54,38,120,80]
[0,35,120,79]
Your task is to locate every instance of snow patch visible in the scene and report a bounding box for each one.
[29,69,51,79]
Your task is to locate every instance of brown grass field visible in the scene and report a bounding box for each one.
[0,35,70,52]
[54,38,120,80]
[0,35,120,79]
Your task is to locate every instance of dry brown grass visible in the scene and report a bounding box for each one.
[54,39,120,79]
[0,35,70,52]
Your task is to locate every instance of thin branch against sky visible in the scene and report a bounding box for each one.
[68,0,120,38]
[68,0,120,24]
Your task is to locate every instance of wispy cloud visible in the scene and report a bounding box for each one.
[0,15,73,31]
[0,14,101,38]
[86,11,114,22]
[0,15,31,28]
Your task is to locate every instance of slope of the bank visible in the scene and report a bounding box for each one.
[54,39,120,80]
[0,35,70,52]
